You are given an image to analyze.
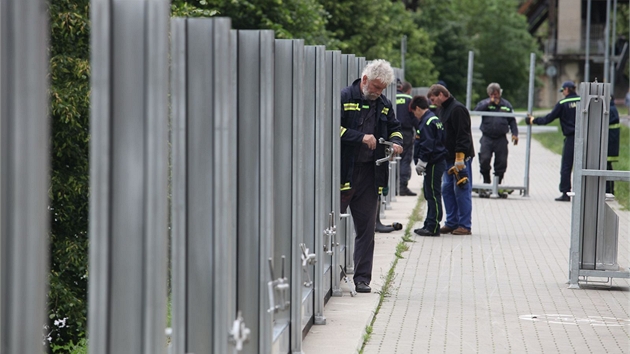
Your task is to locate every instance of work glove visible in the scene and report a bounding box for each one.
[511,135,519,146]
[524,115,533,125]
[415,159,427,175]
[454,167,469,188]
[453,152,466,172]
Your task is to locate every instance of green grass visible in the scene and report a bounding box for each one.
[523,114,630,210]
[359,195,424,353]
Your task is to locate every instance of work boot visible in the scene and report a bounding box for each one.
[440,225,456,234]
[452,227,472,235]
[555,193,570,202]
[399,184,417,196]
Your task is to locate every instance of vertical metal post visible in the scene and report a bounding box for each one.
[327,50,342,297]
[401,35,407,73]
[524,53,536,197]
[604,0,611,83]
[610,0,618,89]
[89,0,169,353]
[170,18,235,354]
[466,51,474,109]
[585,0,592,82]
[1,1,49,353]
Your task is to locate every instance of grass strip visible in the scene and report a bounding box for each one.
[359,194,424,353]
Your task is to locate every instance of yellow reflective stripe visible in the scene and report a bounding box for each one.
[343,103,360,111]
[608,156,619,162]
[500,107,511,111]
[559,97,580,104]
[341,182,351,191]
[396,98,407,105]
[378,187,383,195]
[390,132,403,140]
[340,126,347,137]
[426,117,439,125]
[362,105,370,109]
[609,123,620,129]
[381,107,389,115]
[396,94,412,99]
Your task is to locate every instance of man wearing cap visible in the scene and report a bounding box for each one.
[525,80,580,201]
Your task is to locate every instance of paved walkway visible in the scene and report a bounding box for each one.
[302,115,630,354]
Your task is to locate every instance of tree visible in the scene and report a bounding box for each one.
[319,0,437,85]
[48,0,91,350]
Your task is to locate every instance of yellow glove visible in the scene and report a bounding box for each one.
[512,135,518,145]
[453,152,465,171]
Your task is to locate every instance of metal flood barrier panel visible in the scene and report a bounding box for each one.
[234,30,278,353]
[0,1,50,352]
[273,38,307,352]
[88,0,169,353]
[568,82,630,287]
[170,18,237,353]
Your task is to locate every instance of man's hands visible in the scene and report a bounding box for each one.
[415,159,427,175]
[511,135,519,145]
[362,134,377,149]
[524,115,533,125]
[392,143,403,155]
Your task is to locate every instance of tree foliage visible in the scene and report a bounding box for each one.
[48,0,91,350]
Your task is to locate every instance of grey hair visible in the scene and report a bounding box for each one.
[362,59,395,86]
[487,82,502,95]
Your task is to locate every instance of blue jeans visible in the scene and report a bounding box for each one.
[442,158,473,230]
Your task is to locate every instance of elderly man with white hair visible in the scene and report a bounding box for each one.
[339,59,403,293]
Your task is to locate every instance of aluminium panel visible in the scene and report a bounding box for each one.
[0,1,50,353]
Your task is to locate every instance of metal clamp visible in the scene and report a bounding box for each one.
[323,212,337,255]
[229,311,251,352]
[375,138,394,166]
[300,243,316,287]
[267,256,290,313]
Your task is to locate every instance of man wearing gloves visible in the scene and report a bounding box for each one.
[473,83,519,196]
[427,84,475,235]
[411,96,447,236]
[525,80,580,201]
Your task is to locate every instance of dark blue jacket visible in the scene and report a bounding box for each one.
[608,100,620,162]
[340,79,403,191]
[532,93,580,136]
[414,110,447,164]
[474,97,518,138]
[395,92,415,131]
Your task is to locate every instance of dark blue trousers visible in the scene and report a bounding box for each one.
[422,160,446,234]
[560,135,574,193]
[340,162,377,284]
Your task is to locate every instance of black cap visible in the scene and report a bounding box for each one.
[559,81,575,92]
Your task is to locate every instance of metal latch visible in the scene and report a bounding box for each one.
[229,311,250,352]
[375,138,395,166]
[300,243,316,287]
[267,256,290,313]
[323,212,337,255]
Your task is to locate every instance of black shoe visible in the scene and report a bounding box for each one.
[355,281,371,293]
[555,193,570,202]
[399,185,417,196]
[414,228,440,237]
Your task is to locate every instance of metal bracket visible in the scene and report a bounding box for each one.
[375,138,394,166]
[323,212,337,255]
[267,256,290,313]
[229,310,251,352]
[300,243,316,287]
